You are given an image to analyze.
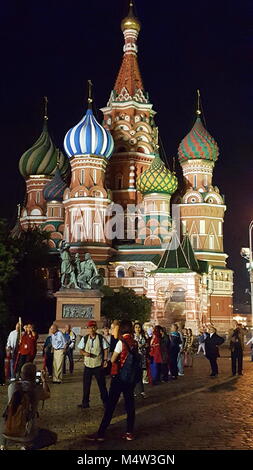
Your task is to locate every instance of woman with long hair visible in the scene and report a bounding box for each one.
[134,322,147,398]
[85,319,138,442]
[184,328,194,367]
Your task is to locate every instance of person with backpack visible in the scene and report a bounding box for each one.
[77,320,109,409]
[85,319,141,442]
[0,362,50,450]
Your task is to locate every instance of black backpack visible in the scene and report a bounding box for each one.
[119,339,142,385]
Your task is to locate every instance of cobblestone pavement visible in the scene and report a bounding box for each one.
[1,346,253,450]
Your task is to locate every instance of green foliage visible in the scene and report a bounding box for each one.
[7,227,51,329]
[0,220,19,287]
[101,286,152,324]
[0,220,20,329]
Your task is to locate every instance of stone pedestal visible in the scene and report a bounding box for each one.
[54,288,103,335]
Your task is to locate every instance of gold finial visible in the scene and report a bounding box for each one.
[121,0,141,32]
[87,80,93,108]
[196,89,201,116]
[44,96,48,121]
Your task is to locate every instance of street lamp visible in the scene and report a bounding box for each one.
[240,220,253,328]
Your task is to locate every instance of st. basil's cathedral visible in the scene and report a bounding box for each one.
[15,3,233,333]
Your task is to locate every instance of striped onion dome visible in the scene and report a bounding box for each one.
[64,108,114,159]
[19,121,69,179]
[136,155,178,195]
[43,167,67,202]
[178,117,219,164]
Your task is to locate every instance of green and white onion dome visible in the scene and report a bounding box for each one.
[19,121,69,179]
[136,155,178,195]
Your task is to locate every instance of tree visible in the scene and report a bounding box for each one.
[7,227,53,331]
[101,286,152,324]
[0,219,19,328]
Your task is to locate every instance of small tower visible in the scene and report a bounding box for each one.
[178,92,233,330]
[41,154,68,250]
[19,97,69,229]
[178,91,224,263]
[63,81,114,260]
[136,145,178,245]
[101,1,157,210]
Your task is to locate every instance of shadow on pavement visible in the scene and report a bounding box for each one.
[206,377,239,393]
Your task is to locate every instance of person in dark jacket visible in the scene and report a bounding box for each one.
[204,326,224,377]
[228,321,245,376]
[169,324,182,379]
[160,327,170,382]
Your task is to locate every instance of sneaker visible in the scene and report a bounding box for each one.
[85,433,105,442]
[140,392,147,398]
[178,373,184,376]
[122,432,134,441]
[0,445,6,450]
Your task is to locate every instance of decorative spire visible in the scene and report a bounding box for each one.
[112,0,145,101]
[87,80,93,109]
[196,89,201,116]
[43,96,48,130]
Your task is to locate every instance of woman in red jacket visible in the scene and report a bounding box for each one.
[16,324,38,377]
[149,326,163,385]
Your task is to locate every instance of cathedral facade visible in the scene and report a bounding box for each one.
[16,4,233,333]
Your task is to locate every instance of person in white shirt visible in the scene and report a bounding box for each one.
[77,320,108,409]
[6,323,21,380]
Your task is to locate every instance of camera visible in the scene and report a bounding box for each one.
[35,371,42,385]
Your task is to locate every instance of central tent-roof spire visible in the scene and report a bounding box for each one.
[113,0,145,100]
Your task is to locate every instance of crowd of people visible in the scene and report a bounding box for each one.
[0,317,251,448]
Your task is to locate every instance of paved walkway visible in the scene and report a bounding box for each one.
[1,347,253,450]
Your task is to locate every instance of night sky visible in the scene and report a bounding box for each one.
[1,0,253,303]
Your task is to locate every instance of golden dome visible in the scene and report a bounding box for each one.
[121,2,141,32]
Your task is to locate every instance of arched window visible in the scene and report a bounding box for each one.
[209,235,214,250]
[116,176,123,189]
[117,268,125,278]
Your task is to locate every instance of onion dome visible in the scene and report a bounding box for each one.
[19,119,69,180]
[136,155,178,195]
[178,117,219,164]
[64,108,114,159]
[43,167,67,202]
[121,1,141,32]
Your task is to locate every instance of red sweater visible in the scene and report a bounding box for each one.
[111,334,137,376]
[18,332,37,357]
